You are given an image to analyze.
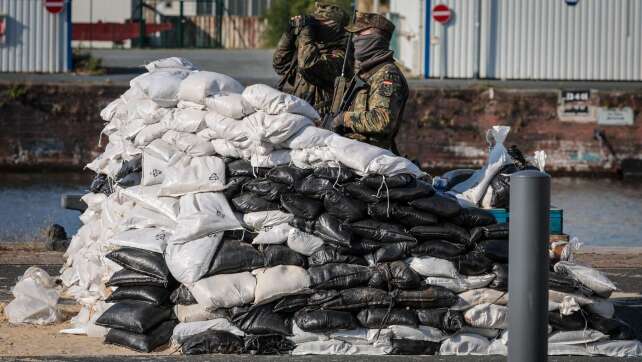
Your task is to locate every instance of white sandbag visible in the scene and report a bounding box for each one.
[119,185,179,221]
[330,328,392,346]
[487,338,507,356]
[120,204,177,231]
[457,327,500,339]
[464,303,508,329]
[548,343,592,356]
[165,232,223,285]
[108,228,170,253]
[171,319,244,347]
[174,304,227,323]
[292,340,390,355]
[326,134,392,173]
[162,130,216,156]
[4,267,60,325]
[141,139,178,186]
[130,69,191,107]
[587,340,642,357]
[553,261,617,298]
[242,211,293,231]
[242,84,319,120]
[165,108,207,133]
[189,272,256,308]
[134,99,171,125]
[121,118,147,141]
[287,228,324,256]
[547,289,595,307]
[145,57,196,72]
[134,122,168,147]
[252,265,311,304]
[250,149,291,167]
[282,126,334,149]
[205,93,255,119]
[406,256,460,278]
[252,223,293,245]
[548,329,608,345]
[204,112,254,150]
[159,154,226,197]
[389,325,447,342]
[366,154,426,178]
[451,288,508,311]
[177,100,206,110]
[558,295,582,316]
[171,192,241,243]
[100,98,122,122]
[290,323,328,344]
[439,333,490,355]
[424,274,496,293]
[210,139,244,159]
[261,112,314,144]
[177,71,244,104]
[290,147,335,169]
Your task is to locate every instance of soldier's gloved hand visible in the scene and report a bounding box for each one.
[331,112,346,133]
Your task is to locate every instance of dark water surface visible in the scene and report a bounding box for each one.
[0,173,640,246]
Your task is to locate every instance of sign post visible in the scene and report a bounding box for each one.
[44,0,65,14]
[432,4,452,80]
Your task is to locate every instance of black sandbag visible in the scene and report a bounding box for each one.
[95,301,173,334]
[357,308,418,328]
[548,271,593,296]
[226,159,253,177]
[476,239,509,263]
[206,240,265,276]
[321,287,392,310]
[309,245,367,266]
[344,239,387,256]
[308,263,373,290]
[223,229,256,242]
[106,247,170,281]
[441,169,475,191]
[410,239,467,259]
[267,165,311,185]
[363,173,415,189]
[368,203,438,227]
[181,330,244,355]
[106,286,170,306]
[280,193,324,220]
[395,286,458,308]
[416,308,464,333]
[90,173,112,195]
[390,339,440,355]
[243,334,296,354]
[314,213,352,247]
[308,289,342,305]
[293,309,359,332]
[231,192,280,212]
[235,303,291,336]
[170,284,197,305]
[470,223,509,243]
[289,217,316,234]
[588,314,636,340]
[262,245,307,268]
[548,310,588,331]
[488,164,516,209]
[243,178,291,201]
[410,224,470,245]
[410,193,462,218]
[105,268,170,288]
[344,182,379,203]
[450,207,497,228]
[273,294,310,313]
[323,190,367,222]
[372,242,414,263]
[104,319,177,353]
[313,166,357,183]
[223,176,251,199]
[295,175,335,199]
[370,261,423,290]
[490,263,508,291]
[386,180,435,202]
[449,251,494,276]
[351,219,416,244]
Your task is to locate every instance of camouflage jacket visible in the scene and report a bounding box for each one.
[273,26,348,116]
[342,60,409,152]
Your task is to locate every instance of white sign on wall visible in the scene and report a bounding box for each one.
[597,107,634,126]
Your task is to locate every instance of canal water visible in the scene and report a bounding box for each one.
[0,173,640,246]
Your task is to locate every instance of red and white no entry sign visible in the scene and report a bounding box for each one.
[432,4,452,24]
[44,0,65,14]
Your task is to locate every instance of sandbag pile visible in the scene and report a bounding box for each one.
[15,57,637,357]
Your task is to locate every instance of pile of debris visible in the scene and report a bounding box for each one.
[4,58,641,357]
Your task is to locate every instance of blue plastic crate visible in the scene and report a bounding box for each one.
[489,208,563,235]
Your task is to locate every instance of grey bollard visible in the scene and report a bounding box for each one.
[508,170,550,362]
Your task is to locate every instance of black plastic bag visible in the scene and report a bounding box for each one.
[273,294,310,313]
[280,193,324,220]
[372,242,414,263]
[314,213,352,247]
[106,247,170,281]
[490,263,508,291]
[588,314,636,340]
[244,178,291,201]
[470,223,509,244]
[293,309,359,332]
[449,251,494,276]
[232,193,280,213]
[105,269,170,288]
[357,308,418,328]
[235,303,292,336]
[323,190,367,222]
[308,245,367,266]
[363,173,415,189]
[243,334,296,354]
[313,166,357,183]
[476,239,509,263]
[321,287,392,310]
[410,224,470,245]
[104,319,177,353]
[410,239,467,259]
[170,284,197,305]
[386,180,435,202]
[206,240,265,276]
[226,159,253,177]
[410,194,462,218]
[308,263,373,290]
[267,165,311,185]
[390,339,440,355]
[181,330,244,355]
[289,217,316,234]
[351,219,416,244]
[370,261,423,290]
[416,308,464,333]
[345,239,387,255]
[395,286,458,309]
[223,176,251,199]
[548,310,588,331]
[223,229,256,242]
[549,271,593,296]
[90,174,113,195]
[450,207,496,228]
[368,203,438,227]
[344,182,379,203]
[106,286,170,306]
[295,175,335,199]
[440,169,475,191]
[96,301,173,334]
[488,164,516,209]
[262,245,307,268]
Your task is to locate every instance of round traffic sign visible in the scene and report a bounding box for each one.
[44,0,65,14]
[432,4,452,24]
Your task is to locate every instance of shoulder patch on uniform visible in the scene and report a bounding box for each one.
[379,79,395,97]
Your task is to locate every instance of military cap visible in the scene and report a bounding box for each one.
[345,11,395,35]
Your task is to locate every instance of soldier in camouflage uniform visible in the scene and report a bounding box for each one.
[331,12,409,153]
[272,1,351,116]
